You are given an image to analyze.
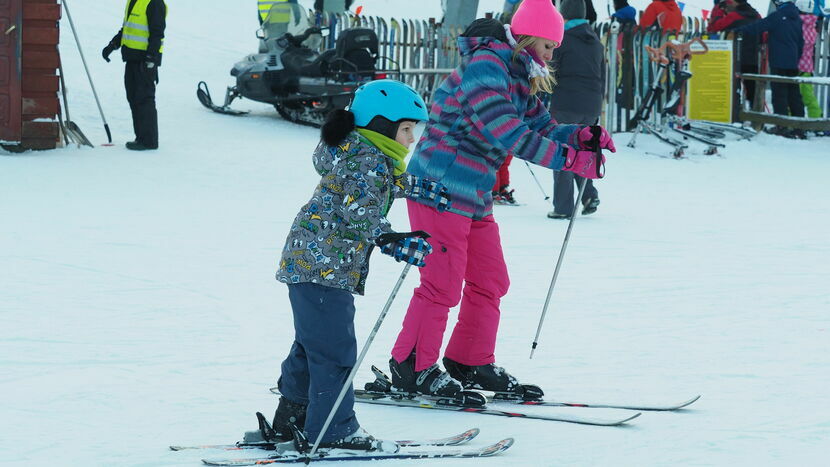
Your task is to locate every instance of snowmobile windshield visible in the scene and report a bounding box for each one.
[262,3,309,40]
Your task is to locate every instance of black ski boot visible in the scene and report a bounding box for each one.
[443,357,544,401]
[389,352,486,407]
[242,396,307,444]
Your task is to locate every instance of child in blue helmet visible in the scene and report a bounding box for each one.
[259,80,450,451]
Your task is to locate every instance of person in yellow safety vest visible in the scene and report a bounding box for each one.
[259,0,297,25]
[101,0,167,151]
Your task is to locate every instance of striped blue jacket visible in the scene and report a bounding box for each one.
[406,35,581,220]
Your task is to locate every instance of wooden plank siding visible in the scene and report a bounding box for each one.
[20,0,60,149]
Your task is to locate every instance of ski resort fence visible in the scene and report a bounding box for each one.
[314,11,830,132]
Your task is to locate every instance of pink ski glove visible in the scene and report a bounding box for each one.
[577,126,616,152]
[562,147,605,179]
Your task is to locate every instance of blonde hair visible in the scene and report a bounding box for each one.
[512,35,557,95]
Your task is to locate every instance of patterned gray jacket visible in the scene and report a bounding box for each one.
[276,132,411,295]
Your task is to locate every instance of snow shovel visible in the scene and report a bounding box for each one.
[62,0,113,145]
[58,52,93,147]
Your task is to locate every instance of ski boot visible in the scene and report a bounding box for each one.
[547,211,569,219]
[389,352,486,407]
[495,185,518,205]
[243,396,308,444]
[443,357,544,401]
[581,197,600,215]
[492,190,504,204]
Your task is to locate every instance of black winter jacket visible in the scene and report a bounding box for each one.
[549,23,606,122]
[734,2,803,70]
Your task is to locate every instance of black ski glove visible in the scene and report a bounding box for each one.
[102,40,118,62]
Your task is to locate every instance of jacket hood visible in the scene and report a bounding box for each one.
[456,34,536,77]
[662,0,681,14]
[564,22,599,44]
[312,131,366,177]
[736,3,761,19]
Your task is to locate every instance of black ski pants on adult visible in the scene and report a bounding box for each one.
[770,68,804,118]
[124,61,159,147]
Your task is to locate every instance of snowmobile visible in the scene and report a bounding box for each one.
[197,4,393,126]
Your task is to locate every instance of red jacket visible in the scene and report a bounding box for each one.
[640,0,683,31]
[707,9,761,33]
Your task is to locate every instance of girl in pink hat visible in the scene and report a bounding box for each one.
[386,0,615,404]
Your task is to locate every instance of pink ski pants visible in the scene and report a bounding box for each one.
[391,200,510,372]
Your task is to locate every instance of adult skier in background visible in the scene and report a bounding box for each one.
[707,0,762,105]
[102,0,167,151]
[548,0,606,219]
[387,0,615,402]
[263,80,451,451]
[734,0,804,137]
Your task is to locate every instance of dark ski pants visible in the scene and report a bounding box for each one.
[124,61,159,147]
[549,111,599,216]
[552,170,598,216]
[770,68,805,118]
[277,282,359,443]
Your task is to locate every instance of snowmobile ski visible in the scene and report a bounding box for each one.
[488,394,701,411]
[200,438,514,465]
[170,428,480,451]
[354,389,641,426]
[197,81,248,116]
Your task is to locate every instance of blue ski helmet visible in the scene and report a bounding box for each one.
[349,79,429,128]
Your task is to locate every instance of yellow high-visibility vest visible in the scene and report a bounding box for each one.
[121,0,167,53]
[259,0,291,23]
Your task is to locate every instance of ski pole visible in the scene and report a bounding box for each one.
[524,161,550,201]
[306,231,428,462]
[62,0,113,144]
[530,127,602,359]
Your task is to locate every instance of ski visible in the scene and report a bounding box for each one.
[354,390,640,426]
[170,428,480,451]
[488,394,701,412]
[201,438,514,465]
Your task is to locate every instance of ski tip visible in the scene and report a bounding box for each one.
[620,412,642,424]
[678,395,701,409]
[269,387,279,395]
[466,427,481,439]
[482,438,515,456]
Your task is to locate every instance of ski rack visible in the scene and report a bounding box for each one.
[627,37,755,158]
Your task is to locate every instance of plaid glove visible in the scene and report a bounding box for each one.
[408,175,451,212]
[376,232,433,267]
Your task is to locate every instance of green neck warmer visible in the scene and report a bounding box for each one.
[356,128,408,176]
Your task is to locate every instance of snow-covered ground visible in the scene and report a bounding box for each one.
[2,1,829,466]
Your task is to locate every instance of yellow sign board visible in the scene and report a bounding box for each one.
[687,40,733,123]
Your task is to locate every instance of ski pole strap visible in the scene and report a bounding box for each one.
[590,125,605,179]
[375,230,431,247]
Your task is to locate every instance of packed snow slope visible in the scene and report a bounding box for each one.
[1,1,828,466]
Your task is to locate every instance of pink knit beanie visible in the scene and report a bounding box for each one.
[509,0,565,44]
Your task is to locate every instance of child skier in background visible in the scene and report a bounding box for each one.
[388,0,615,404]
[259,79,451,451]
